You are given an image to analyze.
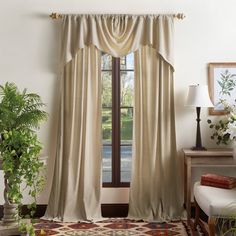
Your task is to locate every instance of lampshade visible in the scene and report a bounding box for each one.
[185,84,214,107]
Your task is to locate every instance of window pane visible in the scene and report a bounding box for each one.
[120,53,133,183]
[120,146,132,182]
[102,71,112,107]
[101,54,112,184]
[102,53,112,70]
[101,53,134,185]
[120,53,134,70]
[102,108,112,141]
[102,145,112,182]
[102,108,112,183]
[120,108,133,144]
[120,72,134,107]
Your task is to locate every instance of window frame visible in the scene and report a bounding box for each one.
[102,57,133,188]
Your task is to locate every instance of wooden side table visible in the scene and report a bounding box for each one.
[183,148,234,223]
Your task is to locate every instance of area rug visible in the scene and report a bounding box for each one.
[34,218,204,236]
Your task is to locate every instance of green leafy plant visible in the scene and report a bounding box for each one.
[215,202,236,235]
[208,99,236,145]
[0,82,48,235]
[19,222,36,236]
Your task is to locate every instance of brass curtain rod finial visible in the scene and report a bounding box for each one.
[50,12,62,20]
[174,13,186,20]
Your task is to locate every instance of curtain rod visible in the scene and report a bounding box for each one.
[49,12,185,20]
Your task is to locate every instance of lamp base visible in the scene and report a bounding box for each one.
[191,146,207,151]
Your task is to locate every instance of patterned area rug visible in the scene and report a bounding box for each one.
[33,219,203,236]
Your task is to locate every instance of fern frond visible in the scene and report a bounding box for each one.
[15,110,48,129]
[0,82,48,132]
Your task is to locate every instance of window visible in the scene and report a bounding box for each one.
[101,53,134,187]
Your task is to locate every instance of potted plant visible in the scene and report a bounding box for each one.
[0,82,47,235]
[208,99,236,160]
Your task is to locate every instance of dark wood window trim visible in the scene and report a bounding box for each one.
[103,57,131,188]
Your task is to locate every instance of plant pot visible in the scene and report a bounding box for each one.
[2,203,18,226]
[233,142,236,161]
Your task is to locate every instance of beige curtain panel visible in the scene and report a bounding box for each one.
[44,14,181,222]
[44,46,102,221]
[128,46,182,221]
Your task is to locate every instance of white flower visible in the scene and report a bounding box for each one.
[231,112,236,120]
[209,100,236,144]
[225,121,236,140]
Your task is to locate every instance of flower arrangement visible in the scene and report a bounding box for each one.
[208,99,236,145]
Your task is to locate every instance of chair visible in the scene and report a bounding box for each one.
[193,181,236,236]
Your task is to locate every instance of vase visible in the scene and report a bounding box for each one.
[2,173,18,226]
[233,142,236,161]
[2,203,18,226]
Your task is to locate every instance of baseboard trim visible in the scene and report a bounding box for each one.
[0,204,47,219]
[0,204,129,219]
[102,204,129,217]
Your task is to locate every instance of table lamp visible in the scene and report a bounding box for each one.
[186,84,214,150]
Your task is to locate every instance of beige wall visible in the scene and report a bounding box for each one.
[0,0,236,205]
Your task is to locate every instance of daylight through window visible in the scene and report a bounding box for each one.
[101,53,134,187]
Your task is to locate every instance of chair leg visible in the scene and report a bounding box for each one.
[208,216,216,236]
[194,197,200,230]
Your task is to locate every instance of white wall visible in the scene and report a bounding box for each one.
[0,0,236,205]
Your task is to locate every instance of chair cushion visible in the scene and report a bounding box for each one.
[194,181,236,217]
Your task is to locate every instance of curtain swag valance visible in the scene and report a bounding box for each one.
[61,14,174,67]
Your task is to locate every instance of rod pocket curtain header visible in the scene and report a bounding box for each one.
[61,14,174,67]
